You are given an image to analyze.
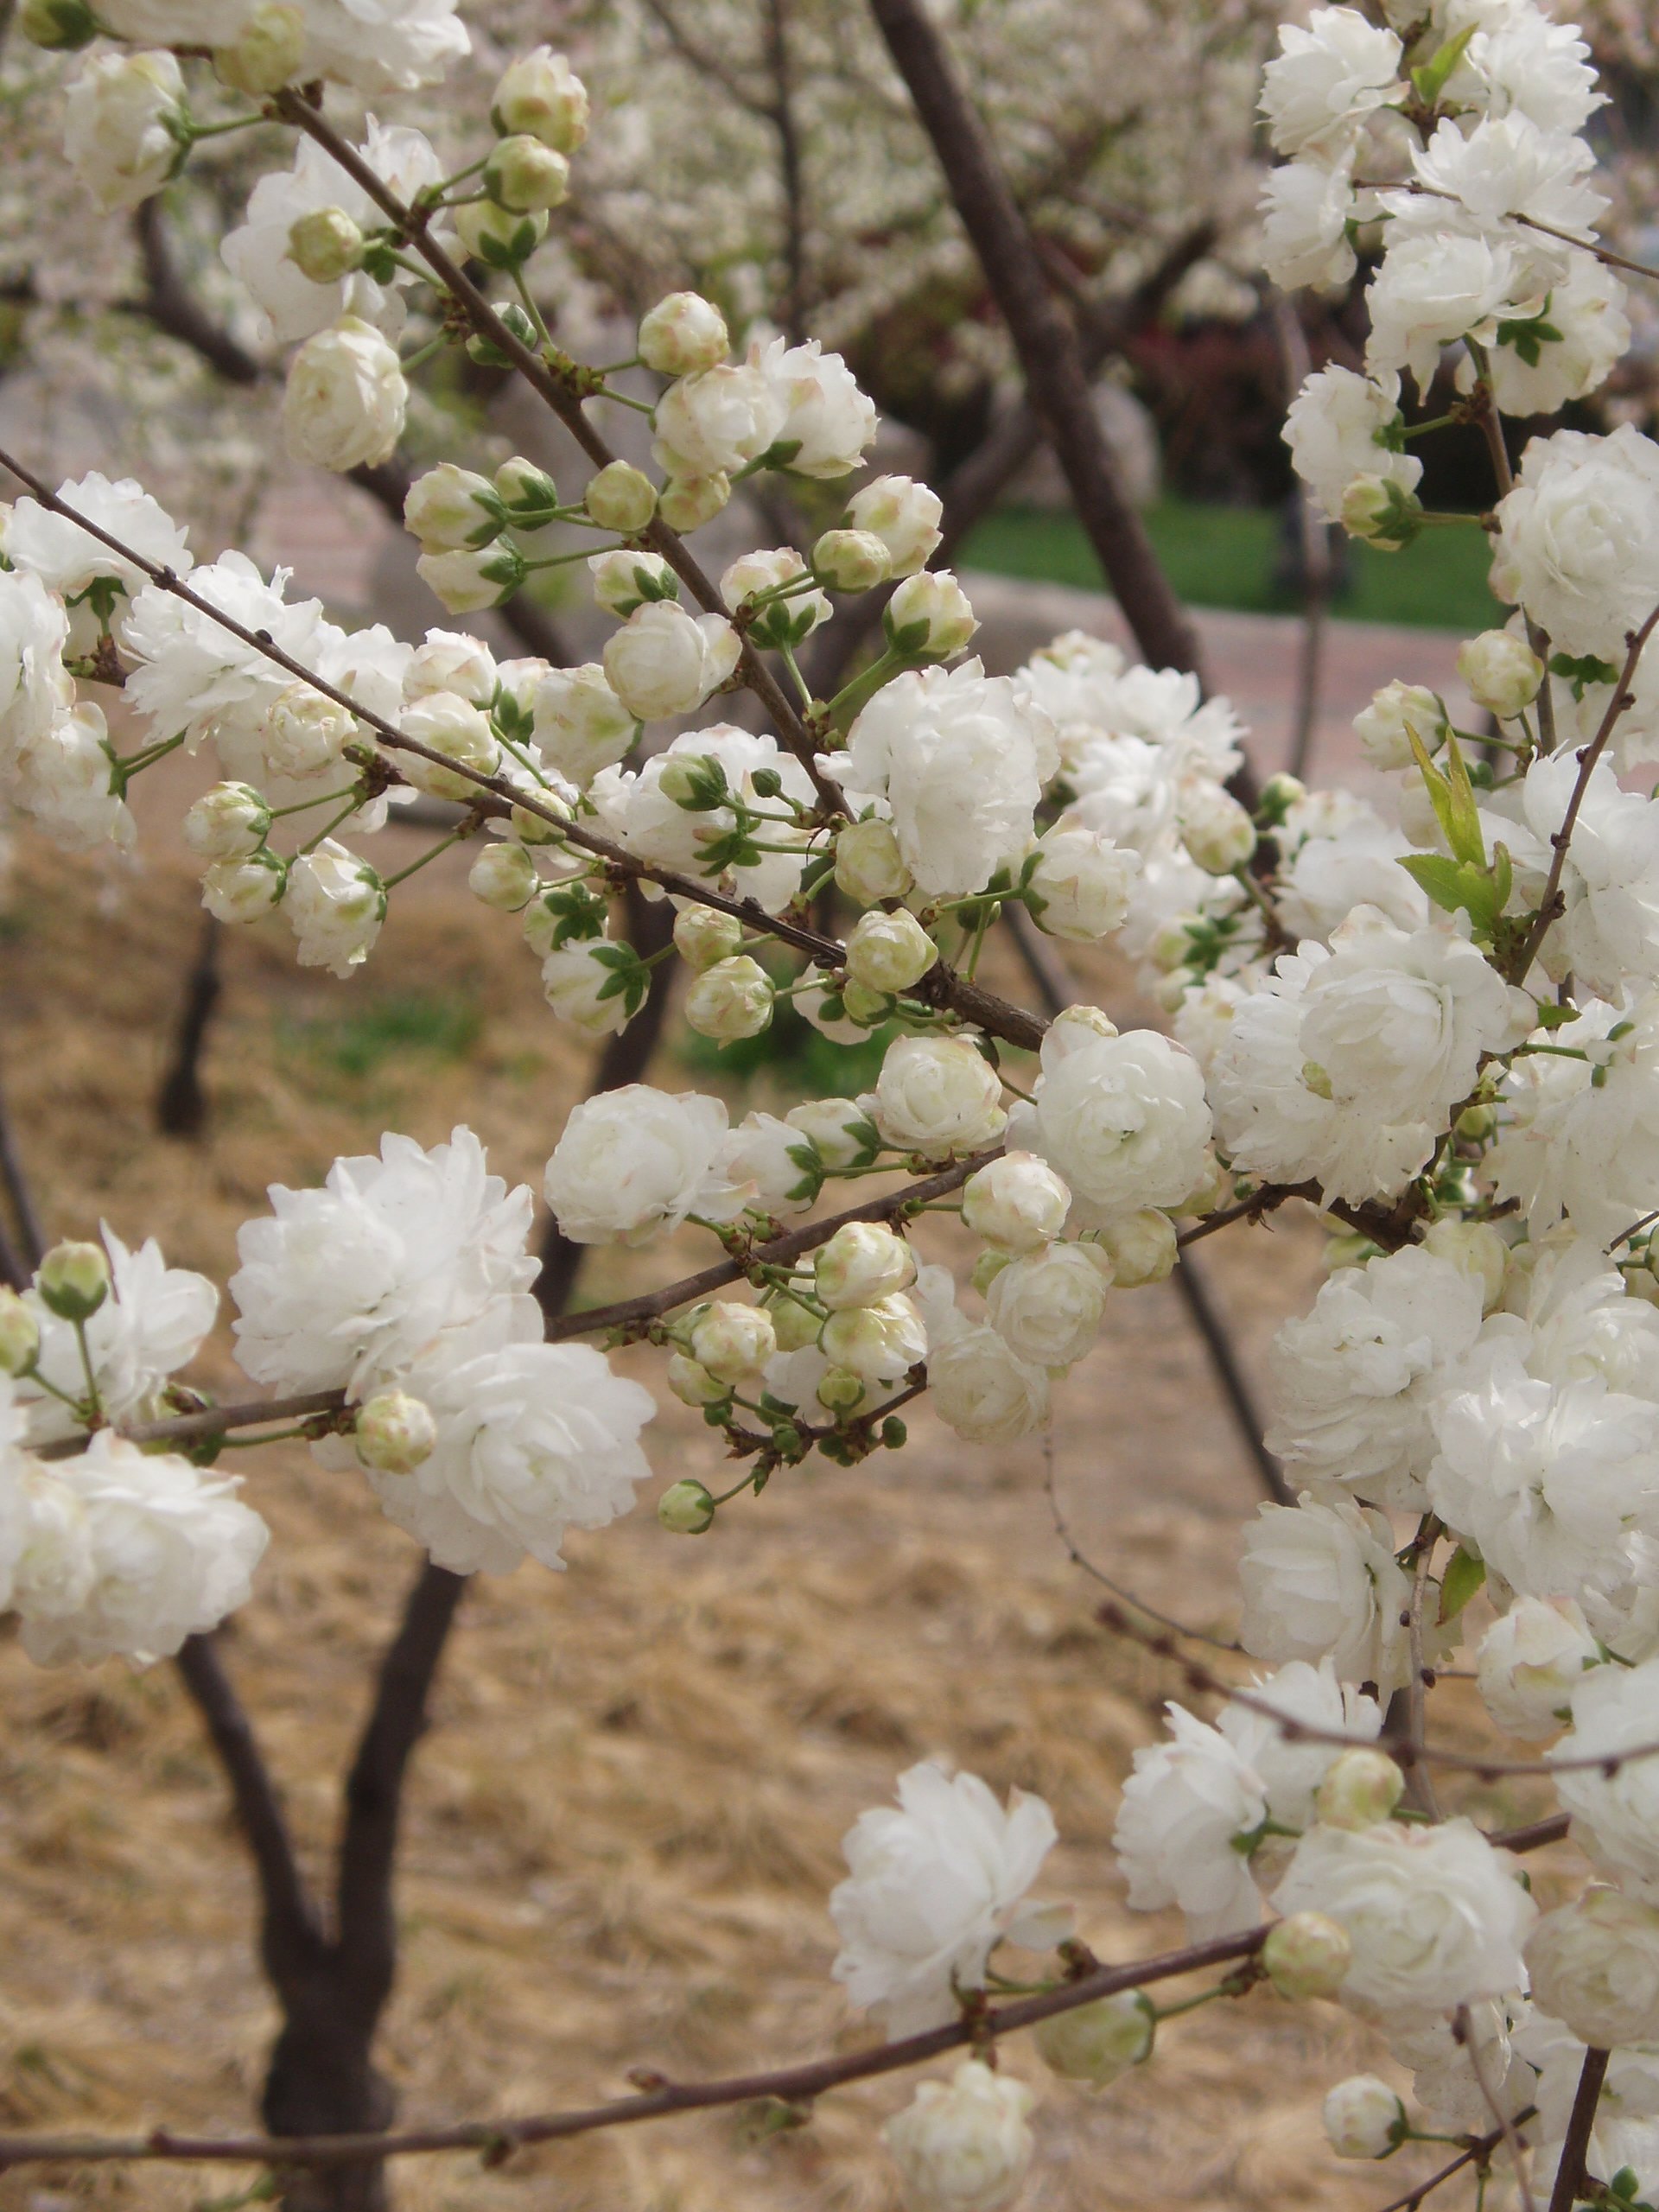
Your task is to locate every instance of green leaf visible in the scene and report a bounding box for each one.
[1439,1543,1486,1624]
[1410,20,1477,104]
[1549,650,1621,702]
[1396,853,1504,938]
[1440,732,1487,867]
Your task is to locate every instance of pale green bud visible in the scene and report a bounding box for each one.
[766,1294,821,1352]
[684,955,773,1042]
[485,134,570,213]
[816,1364,867,1413]
[658,474,730,532]
[416,543,527,616]
[355,1389,436,1475]
[467,840,539,912]
[672,905,743,971]
[287,207,365,285]
[204,850,287,925]
[0,1287,41,1375]
[21,0,98,48]
[35,1239,110,1322]
[492,49,589,153]
[1459,629,1544,721]
[404,463,505,552]
[666,1351,728,1408]
[1263,1910,1352,2001]
[183,782,271,863]
[1315,1747,1405,1831]
[689,1300,777,1383]
[1034,1993,1154,2088]
[970,1248,1014,1296]
[843,907,937,995]
[1340,473,1423,550]
[1322,2075,1407,2160]
[658,1477,716,1532]
[638,291,728,378]
[815,1221,916,1312]
[1091,1208,1177,1288]
[493,454,559,523]
[454,200,548,270]
[214,3,306,92]
[835,818,912,906]
[812,528,891,593]
[840,980,890,1025]
[884,569,976,658]
[584,461,657,534]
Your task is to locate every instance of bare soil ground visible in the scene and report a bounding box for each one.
[0,819,1568,2212]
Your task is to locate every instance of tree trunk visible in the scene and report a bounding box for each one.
[264,1990,396,2212]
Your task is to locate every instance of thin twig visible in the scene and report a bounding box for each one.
[0,1926,1267,2173]
[1547,2046,1609,2212]
[1455,2005,1535,2212]
[1373,2112,1537,2212]
[1507,603,1659,982]
[1408,1525,1445,1821]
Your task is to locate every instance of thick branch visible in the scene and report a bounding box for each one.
[1547,2046,1609,2212]
[134,199,262,385]
[0,1925,1267,2173]
[174,1635,327,1985]
[865,0,1206,684]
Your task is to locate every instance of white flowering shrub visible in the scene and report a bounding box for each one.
[6,1,1659,2207]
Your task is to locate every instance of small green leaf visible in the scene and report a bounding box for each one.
[1440,732,1488,868]
[1549,650,1621,702]
[1439,1544,1486,1624]
[1410,20,1477,105]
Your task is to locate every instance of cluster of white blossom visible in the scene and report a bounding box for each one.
[15,0,1659,2204]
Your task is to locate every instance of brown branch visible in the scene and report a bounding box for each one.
[174,1635,327,1978]
[0,1924,1267,2173]
[764,0,809,342]
[864,0,1206,684]
[1507,601,1659,982]
[155,910,222,1138]
[0,1046,45,1271]
[1548,2046,1609,2212]
[268,90,835,804]
[1374,2111,1537,2212]
[0,446,1046,1055]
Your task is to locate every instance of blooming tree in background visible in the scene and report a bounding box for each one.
[6,3,1659,2211]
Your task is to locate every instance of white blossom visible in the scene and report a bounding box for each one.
[866,1035,1007,1161]
[1553,1658,1659,1904]
[283,316,407,474]
[1475,1598,1599,1739]
[1113,1702,1268,1938]
[231,1128,537,1395]
[543,1085,743,1246]
[1238,1493,1413,1691]
[62,51,186,213]
[1490,426,1659,663]
[1005,1013,1212,1228]
[883,2062,1035,2212]
[830,1762,1059,2035]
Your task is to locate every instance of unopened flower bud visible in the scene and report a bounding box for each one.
[816,1221,917,1312]
[404,463,505,552]
[1179,782,1257,874]
[1354,681,1446,772]
[204,850,287,924]
[846,474,943,578]
[416,542,527,617]
[486,135,569,213]
[658,1476,716,1532]
[766,1294,821,1352]
[263,683,357,779]
[1458,629,1544,722]
[494,454,559,519]
[1148,913,1205,974]
[666,1352,728,1408]
[585,461,657,533]
[885,569,976,658]
[214,2,305,92]
[183,781,271,862]
[1421,1217,1507,1313]
[812,528,891,593]
[963,1153,1070,1255]
[841,980,889,1025]
[0,1287,41,1375]
[835,817,912,906]
[658,474,730,531]
[1315,1747,1405,1830]
[1257,772,1306,826]
[36,1239,110,1322]
[1264,1911,1352,2001]
[1322,2075,1407,2160]
[1456,1101,1497,1143]
[467,840,538,912]
[589,548,678,616]
[287,206,365,284]
[1091,1208,1177,1288]
[493,48,588,152]
[817,1364,868,1413]
[1340,473,1422,550]
[397,692,500,801]
[689,1300,777,1383]
[844,907,937,995]
[355,1389,436,1475]
[1475,1597,1598,1739]
[454,200,548,270]
[21,0,99,48]
[531,663,634,785]
[684,955,773,1042]
[673,905,743,971]
[1034,1992,1154,2088]
[820,1295,926,1382]
[639,291,729,378]
[970,1248,1013,1296]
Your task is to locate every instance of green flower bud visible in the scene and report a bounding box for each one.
[658,1477,716,1533]
[35,1239,110,1322]
[355,1389,436,1476]
[0,1287,41,1376]
[1263,1910,1352,2001]
[20,0,99,49]
[214,2,306,92]
[584,461,658,534]
[287,207,365,284]
[485,135,570,213]
[1034,1993,1154,2088]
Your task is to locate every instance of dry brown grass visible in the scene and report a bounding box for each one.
[0,821,1568,2212]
